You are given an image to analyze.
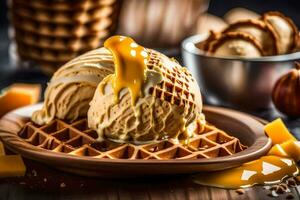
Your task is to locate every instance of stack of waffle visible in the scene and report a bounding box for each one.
[9,0,122,74]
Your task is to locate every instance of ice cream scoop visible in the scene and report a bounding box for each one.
[208,32,264,57]
[222,19,278,56]
[224,7,260,24]
[262,11,298,54]
[88,36,203,144]
[32,48,114,125]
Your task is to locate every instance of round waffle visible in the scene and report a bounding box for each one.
[9,0,122,74]
[14,29,106,51]
[16,43,88,74]
[222,19,279,56]
[262,11,299,54]
[0,104,271,177]
[17,43,85,62]
[208,32,264,57]
[12,15,113,37]
[11,4,115,24]
[19,119,247,159]
[11,0,117,11]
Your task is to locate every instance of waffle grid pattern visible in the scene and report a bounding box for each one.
[10,0,121,72]
[147,51,196,108]
[13,16,112,37]
[12,3,115,24]
[17,43,87,62]
[12,0,115,11]
[18,119,247,160]
[15,30,101,51]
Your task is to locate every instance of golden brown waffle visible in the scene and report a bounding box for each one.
[17,43,85,62]
[15,55,67,75]
[14,29,105,51]
[9,0,122,74]
[12,0,117,11]
[12,15,113,37]
[11,3,115,24]
[148,53,196,107]
[18,118,247,160]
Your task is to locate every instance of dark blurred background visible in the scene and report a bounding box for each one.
[209,0,300,25]
[1,0,300,74]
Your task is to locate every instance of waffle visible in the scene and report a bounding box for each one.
[14,29,106,51]
[18,118,247,160]
[17,43,85,74]
[9,0,122,74]
[17,43,85,62]
[222,19,279,56]
[12,4,113,24]
[148,52,196,108]
[11,3,115,24]
[12,0,117,11]
[12,15,113,38]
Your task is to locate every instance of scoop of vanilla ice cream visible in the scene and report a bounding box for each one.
[223,20,278,55]
[263,12,297,54]
[214,39,262,57]
[210,32,263,58]
[32,48,114,125]
[88,50,203,144]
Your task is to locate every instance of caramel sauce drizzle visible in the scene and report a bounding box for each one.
[193,140,300,189]
[193,155,298,189]
[104,36,149,105]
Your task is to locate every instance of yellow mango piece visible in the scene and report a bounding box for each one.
[264,118,296,144]
[0,141,5,156]
[268,144,289,157]
[0,83,41,117]
[280,140,300,162]
[268,140,300,161]
[0,155,26,177]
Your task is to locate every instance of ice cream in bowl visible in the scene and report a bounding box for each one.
[182,11,300,110]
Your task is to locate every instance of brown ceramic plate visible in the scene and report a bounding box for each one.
[0,104,271,177]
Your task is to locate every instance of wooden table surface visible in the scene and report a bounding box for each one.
[0,149,299,200]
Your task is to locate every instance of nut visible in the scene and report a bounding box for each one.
[286,194,295,199]
[287,178,297,187]
[235,189,245,195]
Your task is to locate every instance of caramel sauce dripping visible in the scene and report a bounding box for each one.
[104,36,149,105]
[193,139,300,189]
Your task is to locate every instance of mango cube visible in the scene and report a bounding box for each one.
[280,140,300,161]
[268,144,289,157]
[0,155,26,177]
[264,118,296,144]
[0,83,41,117]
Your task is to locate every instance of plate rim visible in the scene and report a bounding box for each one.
[0,104,272,166]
